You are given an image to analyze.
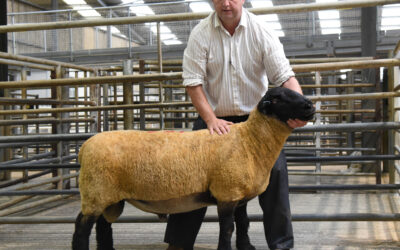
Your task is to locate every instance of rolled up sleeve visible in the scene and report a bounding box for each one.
[262,29,295,87]
[182,29,208,87]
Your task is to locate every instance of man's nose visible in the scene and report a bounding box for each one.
[222,0,230,7]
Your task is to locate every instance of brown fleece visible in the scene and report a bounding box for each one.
[78,109,292,216]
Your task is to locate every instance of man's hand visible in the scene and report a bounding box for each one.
[206,118,233,135]
[287,119,307,129]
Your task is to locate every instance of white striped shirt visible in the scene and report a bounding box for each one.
[182,8,294,117]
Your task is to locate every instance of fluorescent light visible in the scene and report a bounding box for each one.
[63,0,86,4]
[121,0,155,16]
[316,0,341,34]
[251,0,273,8]
[251,1,284,37]
[189,2,213,13]
[381,4,400,31]
[163,40,183,45]
[73,6,101,17]
[149,23,182,45]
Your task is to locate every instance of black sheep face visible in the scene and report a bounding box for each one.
[257,87,315,123]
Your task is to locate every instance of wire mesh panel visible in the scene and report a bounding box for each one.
[5,1,400,56]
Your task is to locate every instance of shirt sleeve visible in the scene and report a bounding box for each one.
[182,26,208,87]
[260,27,295,87]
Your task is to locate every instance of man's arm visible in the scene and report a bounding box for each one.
[281,77,308,128]
[186,85,233,135]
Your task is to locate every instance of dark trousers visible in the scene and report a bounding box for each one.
[164,116,294,250]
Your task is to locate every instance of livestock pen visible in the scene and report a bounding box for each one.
[0,0,400,249]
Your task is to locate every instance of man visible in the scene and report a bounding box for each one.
[164,0,307,249]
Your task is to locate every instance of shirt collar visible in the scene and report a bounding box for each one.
[213,7,248,30]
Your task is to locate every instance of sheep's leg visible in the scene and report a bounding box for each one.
[72,212,97,250]
[217,201,237,250]
[96,200,125,250]
[96,215,114,250]
[234,203,255,250]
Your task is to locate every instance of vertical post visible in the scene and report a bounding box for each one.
[123,60,133,130]
[103,80,109,131]
[61,78,71,189]
[43,30,47,52]
[69,11,73,61]
[51,0,59,51]
[315,71,321,184]
[84,72,89,133]
[157,22,164,130]
[74,71,79,160]
[11,15,16,54]
[113,74,118,130]
[55,65,63,189]
[107,10,112,49]
[0,0,8,180]
[21,67,28,182]
[387,51,395,184]
[128,7,132,58]
[89,71,99,133]
[139,60,146,130]
[361,6,378,175]
[346,71,356,169]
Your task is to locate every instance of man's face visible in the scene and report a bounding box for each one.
[212,0,245,24]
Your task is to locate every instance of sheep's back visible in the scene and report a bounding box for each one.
[78,129,237,202]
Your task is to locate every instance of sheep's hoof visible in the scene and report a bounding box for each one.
[166,244,184,250]
[237,242,256,250]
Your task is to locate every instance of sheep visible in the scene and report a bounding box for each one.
[72,87,315,250]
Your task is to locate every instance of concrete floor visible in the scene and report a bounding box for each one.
[0,167,399,250]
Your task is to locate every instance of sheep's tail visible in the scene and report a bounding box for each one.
[77,143,85,164]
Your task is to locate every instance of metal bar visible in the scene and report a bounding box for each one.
[290,57,375,63]
[2,173,79,192]
[0,72,397,90]
[283,147,376,151]
[308,91,400,101]
[1,0,399,33]
[0,97,96,106]
[0,189,80,196]
[0,213,399,224]
[0,163,80,170]
[0,151,55,166]
[286,155,400,162]
[0,170,52,189]
[0,72,182,89]
[0,58,54,71]
[0,195,72,217]
[292,58,400,72]
[300,83,374,88]
[0,101,193,115]
[288,172,375,176]
[144,57,377,66]
[0,52,94,72]
[294,122,400,132]
[0,142,41,149]
[0,134,95,143]
[318,109,375,113]
[1,184,398,196]
[289,184,400,191]
[0,118,95,126]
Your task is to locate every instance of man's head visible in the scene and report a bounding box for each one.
[212,0,245,26]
